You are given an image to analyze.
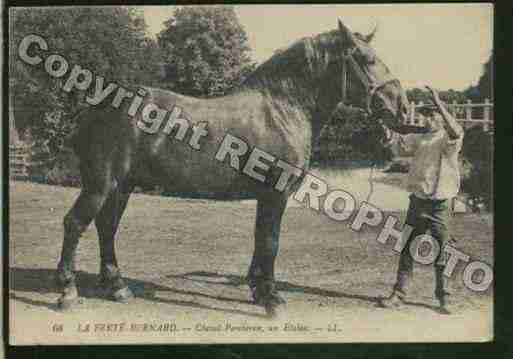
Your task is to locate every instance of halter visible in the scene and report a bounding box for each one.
[340,47,400,116]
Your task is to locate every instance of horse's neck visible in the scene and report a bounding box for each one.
[241,76,317,111]
[239,38,343,145]
[240,75,332,146]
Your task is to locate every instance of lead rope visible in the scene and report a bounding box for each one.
[354,160,376,257]
[366,161,376,203]
[338,51,378,259]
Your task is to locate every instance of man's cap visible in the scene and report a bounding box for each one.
[416,104,439,116]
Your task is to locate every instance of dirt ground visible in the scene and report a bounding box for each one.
[8,173,493,344]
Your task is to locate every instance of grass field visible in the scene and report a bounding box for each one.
[9,171,493,344]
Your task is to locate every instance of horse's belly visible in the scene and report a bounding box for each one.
[160,165,262,197]
[140,135,266,198]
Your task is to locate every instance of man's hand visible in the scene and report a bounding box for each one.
[425,85,441,103]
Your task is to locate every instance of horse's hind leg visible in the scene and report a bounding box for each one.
[95,181,134,302]
[249,193,288,316]
[56,186,112,309]
[56,150,118,309]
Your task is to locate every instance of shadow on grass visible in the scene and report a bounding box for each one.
[167,270,382,304]
[168,271,447,314]
[9,267,444,316]
[9,267,266,318]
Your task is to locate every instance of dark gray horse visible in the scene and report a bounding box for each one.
[56,20,409,316]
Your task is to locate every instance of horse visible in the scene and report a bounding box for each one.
[56,19,410,316]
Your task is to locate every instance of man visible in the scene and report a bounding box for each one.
[381,86,464,314]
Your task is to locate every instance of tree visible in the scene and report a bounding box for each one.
[464,52,493,102]
[10,7,163,181]
[460,127,493,211]
[477,52,493,101]
[157,6,255,97]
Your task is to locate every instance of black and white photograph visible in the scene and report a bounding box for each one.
[7,3,494,344]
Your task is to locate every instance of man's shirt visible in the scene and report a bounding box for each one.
[388,128,464,200]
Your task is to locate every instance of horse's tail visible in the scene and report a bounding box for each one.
[45,108,92,187]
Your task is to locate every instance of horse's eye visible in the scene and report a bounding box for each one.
[362,52,376,65]
[355,49,375,65]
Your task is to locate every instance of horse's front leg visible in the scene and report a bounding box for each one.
[95,184,134,302]
[249,193,288,317]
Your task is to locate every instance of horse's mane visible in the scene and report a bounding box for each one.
[241,30,343,105]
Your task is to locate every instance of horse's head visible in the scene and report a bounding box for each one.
[334,19,409,130]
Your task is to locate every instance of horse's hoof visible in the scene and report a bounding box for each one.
[251,287,286,306]
[265,305,277,318]
[264,302,284,319]
[272,293,287,305]
[56,287,79,311]
[112,286,134,303]
[261,292,286,318]
[265,291,286,306]
[57,297,78,311]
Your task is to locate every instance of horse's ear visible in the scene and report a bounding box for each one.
[338,19,357,48]
[364,23,378,43]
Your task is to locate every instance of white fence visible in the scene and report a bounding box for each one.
[405,99,494,132]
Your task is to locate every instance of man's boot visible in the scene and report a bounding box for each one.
[380,289,406,308]
[435,265,452,315]
[381,272,409,309]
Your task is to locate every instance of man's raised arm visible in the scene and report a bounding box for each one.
[426,86,464,140]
